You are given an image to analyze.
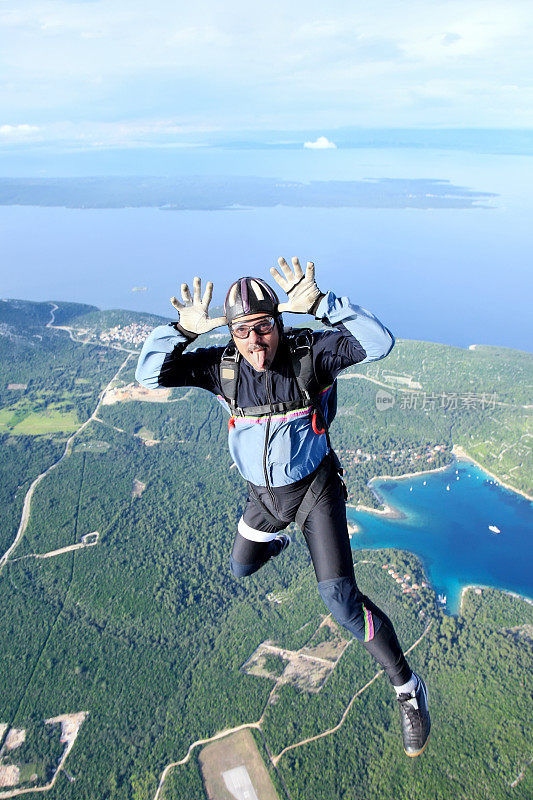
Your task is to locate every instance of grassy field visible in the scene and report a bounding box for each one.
[0,407,80,435]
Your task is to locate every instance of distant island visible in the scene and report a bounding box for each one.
[0,176,496,210]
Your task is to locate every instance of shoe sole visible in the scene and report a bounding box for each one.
[404,734,430,757]
[403,676,430,757]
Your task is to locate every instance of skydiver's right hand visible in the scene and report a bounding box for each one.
[170,277,227,335]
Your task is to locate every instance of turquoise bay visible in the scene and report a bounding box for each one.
[347,458,533,614]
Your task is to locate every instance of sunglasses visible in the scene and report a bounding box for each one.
[230,316,276,339]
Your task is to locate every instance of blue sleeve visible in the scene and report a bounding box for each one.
[312,290,395,383]
[135,323,224,393]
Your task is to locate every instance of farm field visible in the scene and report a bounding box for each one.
[199,730,280,800]
[0,407,80,435]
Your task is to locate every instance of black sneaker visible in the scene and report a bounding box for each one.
[271,533,290,557]
[397,673,431,757]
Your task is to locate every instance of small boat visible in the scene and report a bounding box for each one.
[488,525,501,534]
[446,485,450,491]
[409,486,413,491]
[423,480,426,485]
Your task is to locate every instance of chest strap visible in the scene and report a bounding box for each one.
[233,399,310,417]
[220,328,321,417]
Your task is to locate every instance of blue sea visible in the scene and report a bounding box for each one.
[348,458,533,613]
[1,144,532,352]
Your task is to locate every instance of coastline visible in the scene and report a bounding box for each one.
[451,444,533,502]
[351,460,451,520]
[371,462,451,482]
[347,449,533,615]
[459,584,533,615]
[350,501,403,520]
[349,446,532,521]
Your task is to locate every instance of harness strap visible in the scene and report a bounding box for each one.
[220,341,240,414]
[293,459,331,530]
[289,329,320,401]
[289,329,332,445]
[295,451,345,530]
[234,399,308,417]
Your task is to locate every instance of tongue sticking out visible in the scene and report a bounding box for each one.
[250,347,267,370]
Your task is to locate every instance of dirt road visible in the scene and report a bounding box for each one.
[152,621,433,799]
[0,304,134,573]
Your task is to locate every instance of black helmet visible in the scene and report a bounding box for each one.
[224,277,280,325]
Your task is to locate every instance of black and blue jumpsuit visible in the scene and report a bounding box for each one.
[135,290,412,685]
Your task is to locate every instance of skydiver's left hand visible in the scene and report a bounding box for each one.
[270,257,325,315]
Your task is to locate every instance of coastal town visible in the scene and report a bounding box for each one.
[337,444,452,503]
[338,443,448,466]
[98,323,153,347]
[381,563,428,598]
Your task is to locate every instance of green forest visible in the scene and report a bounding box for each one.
[0,298,531,800]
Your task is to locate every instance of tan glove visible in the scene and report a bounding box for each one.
[170,277,227,335]
[270,257,325,315]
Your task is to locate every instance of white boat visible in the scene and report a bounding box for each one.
[446,485,450,491]
[423,480,426,485]
[488,525,501,534]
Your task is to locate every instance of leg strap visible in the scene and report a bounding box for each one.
[237,516,280,543]
[246,483,283,528]
[296,451,346,530]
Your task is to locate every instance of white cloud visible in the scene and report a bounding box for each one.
[0,124,40,137]
[166,25,231,48]
[0,119,221,149]
[0,1,532,136]
[397,6,528,63]
[304,136,336,149]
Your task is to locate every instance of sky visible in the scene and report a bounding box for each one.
[1,0,533,150]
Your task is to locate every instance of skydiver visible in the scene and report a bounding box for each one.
[135,257,430,756]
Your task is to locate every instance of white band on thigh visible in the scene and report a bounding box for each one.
[238,516,280,543]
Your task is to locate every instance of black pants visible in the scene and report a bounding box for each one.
[230,457,412,686]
